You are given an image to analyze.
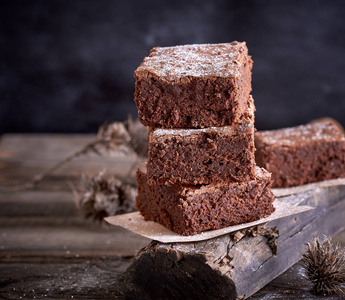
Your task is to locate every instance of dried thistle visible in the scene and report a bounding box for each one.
[97,122,131,153]
[301,236,345,295]
[74,170,137,222]
[98,117,149,157]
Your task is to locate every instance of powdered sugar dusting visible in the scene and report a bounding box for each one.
[153,126,228,137]
[136,42,248,80]
[153,119,253,137]
[257,121,345,145]
[152,123,252,137]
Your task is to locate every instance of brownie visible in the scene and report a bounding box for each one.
[255,119,345,187]
[147,96,255,185]
[136,163,276,236]
[134,41,253,129]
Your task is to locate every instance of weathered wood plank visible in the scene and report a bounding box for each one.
[0,135,149,260]
[2,254,345,300]
[0,222,149,259]
[0,190,77,217]
[117,185,345,299]
[0,189,149,259]
[248,263,344,299]
[0,257,130,299]
[0,134,137,186]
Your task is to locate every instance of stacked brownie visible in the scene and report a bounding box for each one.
[134,42,275,235]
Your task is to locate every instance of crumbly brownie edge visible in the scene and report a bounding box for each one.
[147,122,255,185]
[136,164,276,236]
[134,50,253,129]
[136,165,187,233]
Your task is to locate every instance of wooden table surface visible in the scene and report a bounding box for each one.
[0,134,344,299]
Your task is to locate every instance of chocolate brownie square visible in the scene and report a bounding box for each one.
[136,163,275,236]
[134,41,253,129]
[255,118,345,187]
[147,96,255,185]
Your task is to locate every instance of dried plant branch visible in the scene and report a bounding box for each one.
[0,138,107,192]
[0,118,148,192]
[301,236,345,295]
[30,139,107,189]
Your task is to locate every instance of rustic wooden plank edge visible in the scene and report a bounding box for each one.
[115,184,345,300]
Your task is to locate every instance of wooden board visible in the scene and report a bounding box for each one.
[116,186,345,299]
[1,134,345,299]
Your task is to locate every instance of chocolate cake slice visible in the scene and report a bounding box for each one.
[134,41,253,129]
[136,163,275,236]
[255,118,345,187]
[147,96,255,185]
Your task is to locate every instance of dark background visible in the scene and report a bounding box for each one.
[1,0,345,134]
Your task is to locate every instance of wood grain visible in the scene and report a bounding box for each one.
[0,134,137,187]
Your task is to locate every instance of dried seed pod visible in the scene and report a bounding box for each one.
[98,122,132,153]
[301,236,345,295]
[97,119,148,157]
[74,171,137,222]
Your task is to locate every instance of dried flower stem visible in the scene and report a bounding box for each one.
[0,119,148,192]
[0,139,107,192]
[30,139,108,189]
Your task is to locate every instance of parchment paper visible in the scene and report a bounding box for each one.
[105,200,313,243]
